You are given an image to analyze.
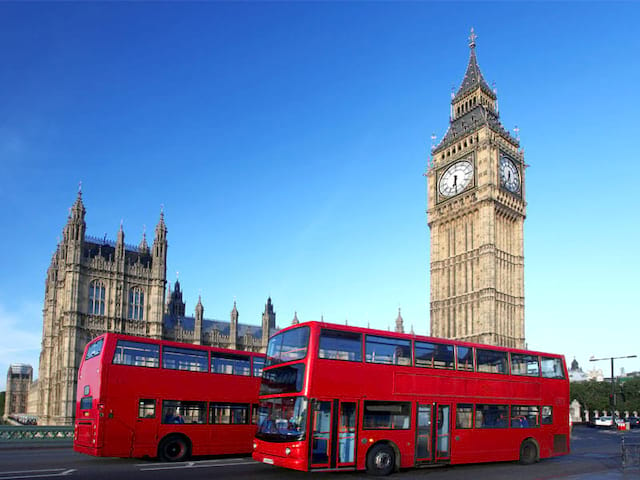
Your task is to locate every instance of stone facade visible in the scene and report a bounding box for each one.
[4,364,33,417]
[427,30,525,348]
[36,191,276,426]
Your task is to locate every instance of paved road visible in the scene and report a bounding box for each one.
[0,426,637,480]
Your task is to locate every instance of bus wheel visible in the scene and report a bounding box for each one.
[519,439,538,465]
[158,435,190,462]
[366,444,395,476]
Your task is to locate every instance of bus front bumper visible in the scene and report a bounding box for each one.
[252,440,307,472]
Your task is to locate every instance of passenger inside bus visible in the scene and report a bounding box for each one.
[164,409,185,424]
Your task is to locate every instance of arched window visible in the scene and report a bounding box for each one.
[128,287,145,321]
[89,280,105,316]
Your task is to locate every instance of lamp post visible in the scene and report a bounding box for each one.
[590,355,637,426]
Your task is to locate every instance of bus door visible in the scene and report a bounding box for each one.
[132,398,158,456]
[309,399,358,470]
[415,403,451,464]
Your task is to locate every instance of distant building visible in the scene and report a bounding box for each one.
[4,364,32,417]
[587,368,604,382]
[569,358,588,382]
[35,191,277,426]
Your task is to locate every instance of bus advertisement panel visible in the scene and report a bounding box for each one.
[252,321,569,475]
[74,333,264,461]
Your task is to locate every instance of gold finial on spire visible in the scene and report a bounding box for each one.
[469,27,477,49]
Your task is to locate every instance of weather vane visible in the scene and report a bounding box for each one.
[469,27,477,49]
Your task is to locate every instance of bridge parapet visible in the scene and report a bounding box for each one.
[0,426,73,441]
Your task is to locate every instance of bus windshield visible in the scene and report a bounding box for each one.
[266,327,310,366]
[85,338,104,360]
[256,396,308,442]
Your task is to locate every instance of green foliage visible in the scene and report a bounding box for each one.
[571,377,640,413]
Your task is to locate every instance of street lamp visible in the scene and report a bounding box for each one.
[589,355,637,425]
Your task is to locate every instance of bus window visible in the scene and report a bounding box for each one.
[365,335,411,366]
[511,353,540,376]
[85,339,104,360]
[162,400,206,424]
[318,329,362,362]
[475,404,508,428]
[113,340,159,368]
[253,357,265,377]
[163,346,208,372]
[138,399,156,419]
[80,397,93,410]
[541,357,565,379]
[511,406,539,428]
[541,406,553,425]
[476,349,508,374]
[210,403,250,424]
[456,346,474,371]
[362,401,411,430]
[212,353,251,376]
[260,364,305,395]
[266,327,310,366]
[455,404,473,429]
[415,341,454,369]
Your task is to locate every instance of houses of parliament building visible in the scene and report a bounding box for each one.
[35,191,277,425]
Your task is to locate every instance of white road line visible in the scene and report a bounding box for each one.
[0,468,76,480]
[135,458,250,467]
[139,460,255,471]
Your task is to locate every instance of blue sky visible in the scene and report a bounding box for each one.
[1,2,638,391]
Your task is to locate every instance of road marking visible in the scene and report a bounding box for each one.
[0,468,76,479]
[138,460,255,471]
[135,457,251,467]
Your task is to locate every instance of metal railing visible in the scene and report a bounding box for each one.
[622,436,640,469]
[0,426,73,441]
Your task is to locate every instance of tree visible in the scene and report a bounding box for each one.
[571,378,640,415]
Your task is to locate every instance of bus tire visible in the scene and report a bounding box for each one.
[158,434,190,462]
[366,443,395,476]
[519,439,538,465]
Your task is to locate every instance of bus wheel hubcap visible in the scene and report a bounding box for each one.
[375,452,391,469]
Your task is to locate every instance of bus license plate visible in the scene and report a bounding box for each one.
[262,458,274,465]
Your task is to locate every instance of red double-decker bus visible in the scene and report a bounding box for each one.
[74,333,264,461]
[252,321,569,475]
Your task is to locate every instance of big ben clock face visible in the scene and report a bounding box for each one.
[499,154,521,194]
[438,160,474,198]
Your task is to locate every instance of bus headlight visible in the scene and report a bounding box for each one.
[285,447,291,455]
[253,442,257,450]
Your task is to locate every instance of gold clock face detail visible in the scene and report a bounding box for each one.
[500,155,521,193]
[438,160,474,198]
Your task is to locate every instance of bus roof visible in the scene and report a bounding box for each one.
[270,320,564,359]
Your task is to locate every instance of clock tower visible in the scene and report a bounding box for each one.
[427,29,526,349]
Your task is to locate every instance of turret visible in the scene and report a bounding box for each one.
[152,210,168,269]
[395,308,404,333]
[229,301,238,349]
[115,222,125,260]
[63,189,86,264]
[194,296,204,345]
[261,297,276,348]
[147,209,168,339]
[138,227,150,255]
